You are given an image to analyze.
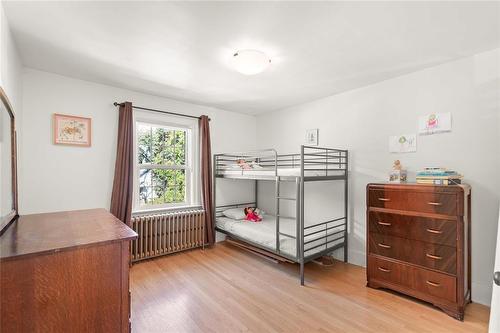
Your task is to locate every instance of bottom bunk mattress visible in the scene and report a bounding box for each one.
[216,215,345,259]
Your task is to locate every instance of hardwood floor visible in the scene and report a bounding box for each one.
[130,242,489,333]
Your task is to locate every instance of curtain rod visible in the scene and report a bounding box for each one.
[113,102,210,121]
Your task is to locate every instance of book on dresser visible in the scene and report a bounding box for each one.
[366,183,471,321]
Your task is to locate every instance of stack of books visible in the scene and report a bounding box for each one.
[416,167,463,185]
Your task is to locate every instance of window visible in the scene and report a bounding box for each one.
[135,120,197,210]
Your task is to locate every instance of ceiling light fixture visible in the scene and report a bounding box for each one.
[232,49,271,75]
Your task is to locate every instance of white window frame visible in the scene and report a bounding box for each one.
[133,111,200,213]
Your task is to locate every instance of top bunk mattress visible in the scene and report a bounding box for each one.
[218,168,344,178]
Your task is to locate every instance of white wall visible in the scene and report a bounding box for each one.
[0,1,22,111]
[21,69,256,215]
[0,1,22,219]
[256,48,500,305]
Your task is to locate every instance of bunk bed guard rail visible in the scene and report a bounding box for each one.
[214,146,347,178]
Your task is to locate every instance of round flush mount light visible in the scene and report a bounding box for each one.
[232,49,271,75]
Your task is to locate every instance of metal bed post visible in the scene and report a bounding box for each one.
[295,177,300,260]
[275,176,280,253]
[255,180,258,207]
[210,153,218,250]
[343,151,348,262]
[274,151,280,254]
[255,157,259,209]
[299,145,305,285]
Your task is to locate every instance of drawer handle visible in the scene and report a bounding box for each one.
[378,198,391,202]
[426,280,441,287]
[378,267,391,273]
[426,253,443,260]
[427,202,443,206]
[377,221,392,226]
[426,228,443,234]
[378,243,391,249]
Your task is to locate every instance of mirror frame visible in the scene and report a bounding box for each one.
[0,87,18,234]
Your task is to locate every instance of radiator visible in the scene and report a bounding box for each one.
[130,209,205,262]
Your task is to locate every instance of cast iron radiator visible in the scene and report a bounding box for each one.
[130,209,205,262]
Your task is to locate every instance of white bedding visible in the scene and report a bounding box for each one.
[216,214,345,258]
[219,168,342,177]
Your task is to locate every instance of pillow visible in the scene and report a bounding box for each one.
[222,208,246,220]
[255,208,266,216]
[250,162,264,169]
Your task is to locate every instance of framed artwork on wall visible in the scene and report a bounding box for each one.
[306,129,319,146]
[389,134,417,153]
[418,112,452,135]
[53,113,92,147]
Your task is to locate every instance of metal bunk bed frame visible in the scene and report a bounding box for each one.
[213,145,348,285]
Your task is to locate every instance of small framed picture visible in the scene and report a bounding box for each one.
[305,129,319,146]
[418,112,452,135]
[53,113,92,147]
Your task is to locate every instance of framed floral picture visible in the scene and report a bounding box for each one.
[53,113,92,147]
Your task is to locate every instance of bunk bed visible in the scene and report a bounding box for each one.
[213,146,348,285]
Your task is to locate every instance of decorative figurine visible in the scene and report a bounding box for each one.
[389,160,407,183]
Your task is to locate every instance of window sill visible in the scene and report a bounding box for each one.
[132,205,203,216]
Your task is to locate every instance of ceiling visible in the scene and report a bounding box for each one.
[4,1,500,115]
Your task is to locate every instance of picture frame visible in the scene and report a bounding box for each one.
[305,128,319,146]
[418,112,452,135]
[389,134,417,153]
[53,113,92,147]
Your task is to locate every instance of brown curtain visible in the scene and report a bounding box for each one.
[199,115,214,245]
[110,102,134,225]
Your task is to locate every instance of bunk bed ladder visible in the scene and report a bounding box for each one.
[275,176,299,255]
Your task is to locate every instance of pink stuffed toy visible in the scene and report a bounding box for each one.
[244,207,262,222]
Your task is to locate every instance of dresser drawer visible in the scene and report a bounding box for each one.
[369,233,457,274]
[368,255,412,288]
[368,189,457,216]
[368,255,457,303]
[414,267,457,303]
[368,211,457,247]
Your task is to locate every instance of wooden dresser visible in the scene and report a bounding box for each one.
[0,209,137,332]
[366,183,471,320]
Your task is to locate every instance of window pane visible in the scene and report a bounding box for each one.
[173,170,186,202]
[139,168,186,206]
[139,169,152,205]
[153,186,166,205]
[174,130,186,165]
[137,124,152,164]
[138,123,186,167]
[151,127,167,164]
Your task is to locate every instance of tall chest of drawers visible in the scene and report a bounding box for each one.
[366,183,471,320]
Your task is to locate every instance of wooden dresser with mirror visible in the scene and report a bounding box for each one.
[0,88,138,332]
[366,183,471,320]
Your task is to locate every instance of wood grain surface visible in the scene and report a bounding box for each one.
[130,242,489,333]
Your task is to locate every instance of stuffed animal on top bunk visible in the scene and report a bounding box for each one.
[236,159,252,170]
[244,207,263,222]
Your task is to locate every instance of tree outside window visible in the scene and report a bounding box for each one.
[136,122,190,207]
